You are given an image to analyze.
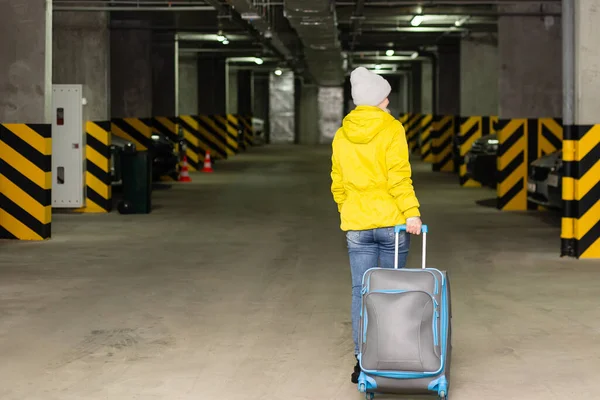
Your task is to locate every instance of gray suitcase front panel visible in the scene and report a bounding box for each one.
[362,291,439,372]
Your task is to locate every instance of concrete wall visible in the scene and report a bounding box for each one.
[151,40,176,117]
[0,0,48,123]
[318,86,343,144]
[297,83,320,145]
[197,58,226,115]
[269,71,295,144]
[53,11,109,121]
[421,61,433,114]
[498,3,562,118]
[460,37,499,116]
[437,49,460,116]
[178,54,198,116]
[110,23,152,118]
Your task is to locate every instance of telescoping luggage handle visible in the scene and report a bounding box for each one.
[394,224,428,270]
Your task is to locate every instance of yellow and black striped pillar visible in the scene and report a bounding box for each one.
[177,115,203,170]
[195,115,230,160]
[151,116,182,179]
[561,125,600,259]
[537,118,563,158]
[111,118,153,151]
[228,114,245,151]
[75,121,112,213]
[404,114,424,153]
[458,116,483,187]
[398,113,411,125]
[215,114,239,155]
[431,115,455,172]
[0,124,51,240]
[419,114,434,162]
[238,115,254,147]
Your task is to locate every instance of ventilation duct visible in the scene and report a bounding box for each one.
[284,0,345,86]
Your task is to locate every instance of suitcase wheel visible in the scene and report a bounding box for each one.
[438,390,447,400]
[364,393,374,400]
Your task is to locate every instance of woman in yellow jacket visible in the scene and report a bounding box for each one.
[330,67,423,383]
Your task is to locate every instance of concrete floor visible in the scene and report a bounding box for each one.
[0,144,598,400]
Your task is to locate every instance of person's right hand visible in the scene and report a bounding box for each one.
[405,216,422,235]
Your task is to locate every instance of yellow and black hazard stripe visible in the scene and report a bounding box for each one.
[239,115,254,147]
[419,114,434,162]
[537,118,563,158]
[458,117,483,187]
[404,114,424,153]
[213,114,238,155]
[111,118,153,151]
[398,113,411,124]
[495,118,538,210]
[194,115,229,160]
[431,115,455,172]
[561,124,600,259]
[75,121,112,213]
[228,114,246,151]
[177,115,203,170]
[0,124,51,240]
[152,116,179,142]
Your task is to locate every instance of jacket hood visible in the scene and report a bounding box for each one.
[341,106,396,144]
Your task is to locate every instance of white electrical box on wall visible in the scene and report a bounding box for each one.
[52,84,86,208]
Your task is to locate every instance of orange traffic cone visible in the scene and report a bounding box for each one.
[202,151,214,173]
[179,155,192,182]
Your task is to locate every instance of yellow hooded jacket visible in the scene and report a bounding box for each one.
[330,106,420,231]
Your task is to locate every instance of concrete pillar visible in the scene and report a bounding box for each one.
[237,70,252,115]
[178,54,198,116]
[460,36,499,116]
[410,64,421,113]
[574,0,600,124]
[317,86,343,144]
[53,10,109,121]
[269,70,295,144]
[296,83,320,145]
[227,67,238,114]
[437,48,460,116]
[561,0,600,259]
[151,37,176,117]
[421,60,433,114]
[0,0,49,123]
[498,3,562,118]
[110,22,152,118]
[198,58,226,115]
[252,72,269,140]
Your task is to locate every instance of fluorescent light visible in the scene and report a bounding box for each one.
[222,39,229,45]
[410,51,419,59]
[455,17,468,27]
[410,15,425,27]
[216,34,225,42]
[254,57,264,65]
[274,69,282,76]
[385,49,395,57]
[375,64,382,70]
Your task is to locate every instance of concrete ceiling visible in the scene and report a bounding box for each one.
[54,0,562,85]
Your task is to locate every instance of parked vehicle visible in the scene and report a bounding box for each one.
[149,132,182,181]
[464,133,499,188]
[527,150,563,210]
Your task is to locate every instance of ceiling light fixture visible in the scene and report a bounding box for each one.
[375,64,382,70]
[386,49,395,57]
[410,15,425,27]
[222,38,229,45]
[274,69,282,76]
[254,57,264,65]
[455,17,468,27]
[410,51,419,59]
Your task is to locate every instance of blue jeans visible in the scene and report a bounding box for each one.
[346,227,410,355]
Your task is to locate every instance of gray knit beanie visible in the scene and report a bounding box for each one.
[350,67,392,107]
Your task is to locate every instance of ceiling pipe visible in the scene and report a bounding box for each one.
[53,6,214,11]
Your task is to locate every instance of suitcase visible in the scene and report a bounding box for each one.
[357,224,452,400]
